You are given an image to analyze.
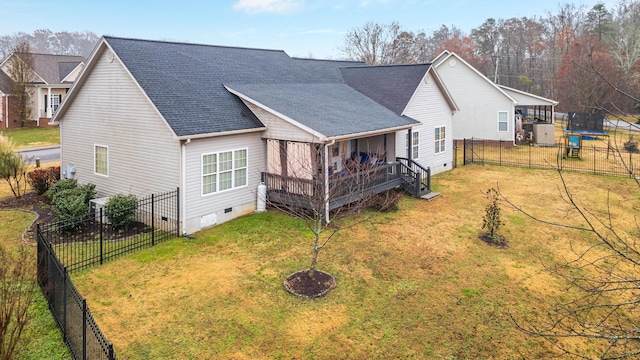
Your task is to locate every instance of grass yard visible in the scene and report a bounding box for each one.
[0,210,69,359]
[1,127,60,148]
[70,165,640,359]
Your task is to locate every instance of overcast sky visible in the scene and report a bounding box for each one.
[0,0,608,59]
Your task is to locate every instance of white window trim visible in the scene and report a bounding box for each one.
[94,144,109,177]
[498,111,509,132]
[406,131,420,160]
[201,148,248,197]
[434,126,446,154]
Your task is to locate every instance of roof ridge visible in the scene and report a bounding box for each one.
[103,35,288,55]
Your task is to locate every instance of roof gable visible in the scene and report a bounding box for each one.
[341,64,430,115]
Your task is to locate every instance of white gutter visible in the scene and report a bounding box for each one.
[177,127,266,141]
[327,124,415,142]
[181,138,190,235]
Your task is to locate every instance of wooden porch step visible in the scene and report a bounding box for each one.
[420,192,440,201]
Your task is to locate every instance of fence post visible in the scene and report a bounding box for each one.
[176,187,181,237]
[499,140,502,166]
[463,139,467,165]
[82,299,87,360]
[100,208,104,265]
[152,193,155,246]
[528,144,532,168]
[108,342,115,360]
[63,266,68,344]
[593,145,596,175]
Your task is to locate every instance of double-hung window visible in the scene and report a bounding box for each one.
[406,131,420,159]
[202,149,248,195]
[94,145,108,176]
[435,127,446,154]
[498,111,508,132]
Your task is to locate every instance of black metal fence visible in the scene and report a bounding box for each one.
[463,139,640,178]
[37,236,117,360]
[39,188,180,272]
[36,188,180,360]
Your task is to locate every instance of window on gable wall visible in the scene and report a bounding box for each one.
[435,127,446,154]
[202,148,248,195]
[498,111,508,132]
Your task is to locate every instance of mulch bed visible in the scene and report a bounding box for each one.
[0,192,150,244]
[283,269,336,299]
[479,232,508,248]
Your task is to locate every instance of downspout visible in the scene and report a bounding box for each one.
[324,139,335,223]
[181,138,191,235]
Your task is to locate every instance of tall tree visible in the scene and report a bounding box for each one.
[7,42,34,127]
[340,21,423,65]
[586,2,614,42]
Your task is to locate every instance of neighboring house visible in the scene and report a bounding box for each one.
[340,64,458,175]
[432,50,558,144]
[0,53,84,128]
[53,36,457,234]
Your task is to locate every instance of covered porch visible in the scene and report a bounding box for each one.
[261,133,431,211]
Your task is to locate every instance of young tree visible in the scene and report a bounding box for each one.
[0,133,28,198]
[6,42,34,127]
[0,245,37,360]
[264,141,401,298]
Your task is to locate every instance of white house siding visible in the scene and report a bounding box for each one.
[182,133,266,234]
[243,102,321,142]
[60,47,181,200]
[436,57,515,142]
[398,72,454,175]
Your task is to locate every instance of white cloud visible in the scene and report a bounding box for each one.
[233,0,302,14]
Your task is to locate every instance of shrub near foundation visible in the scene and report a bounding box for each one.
[104,194,138,229]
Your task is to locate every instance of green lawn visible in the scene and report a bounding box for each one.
[1,127,60,149]
[0,210,69,359]
[70,165,640,359]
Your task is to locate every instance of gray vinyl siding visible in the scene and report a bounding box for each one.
[397,72,454,175]
[436,57,515,141]
[243,101,321,142]
[60,47,180,199]
[182,132,265,234]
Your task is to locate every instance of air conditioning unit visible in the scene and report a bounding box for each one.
[89,197,110,223]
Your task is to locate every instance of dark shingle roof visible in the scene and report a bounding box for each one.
[226,83,418,138]
[30,54,84,83]
[340,64,431,115]
[103,36,419,138]
[0,70,12,94]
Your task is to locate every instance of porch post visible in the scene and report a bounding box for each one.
[324,141,333,223]
[46,87,52,118]
[407,129,412,160]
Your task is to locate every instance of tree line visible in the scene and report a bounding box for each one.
[340,0,640,114]
[0,29,98,60]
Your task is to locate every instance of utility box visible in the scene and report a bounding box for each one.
[533,123,555,146]
[89,197,110,223]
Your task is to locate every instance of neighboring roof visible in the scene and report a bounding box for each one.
[31,53,84,84]
[0,70,12,94]
[226,83,418,139]
[498,85,559,106]
[340,64,429,116]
